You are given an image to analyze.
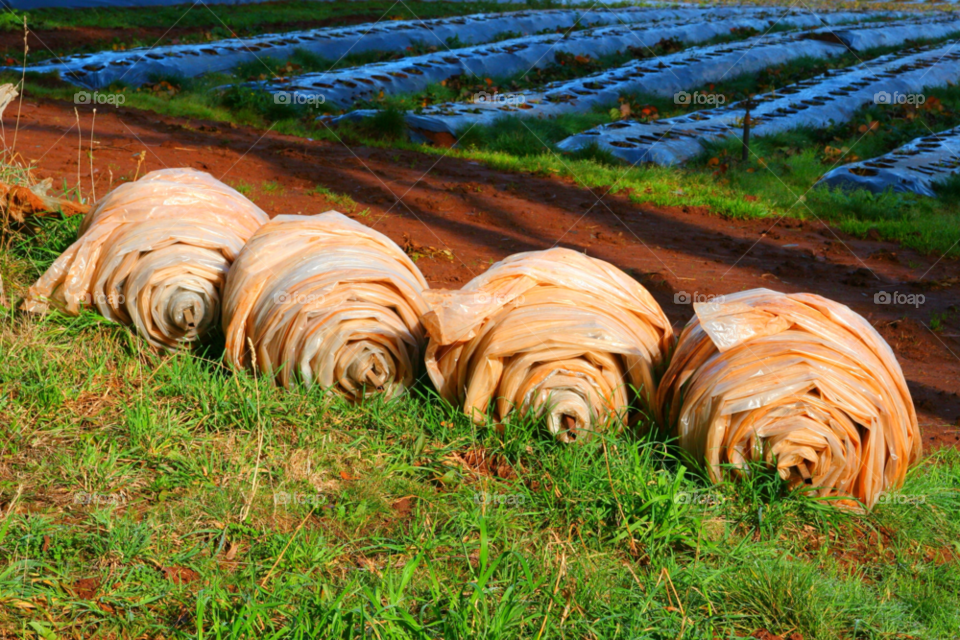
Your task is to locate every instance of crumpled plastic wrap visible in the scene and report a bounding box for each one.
[221,212,430,402]
[423,248,673,441]
[656,289,920,509]
[23,168,269,349]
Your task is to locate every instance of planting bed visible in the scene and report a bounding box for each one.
[557,35,960,165]
[819,124,960,196]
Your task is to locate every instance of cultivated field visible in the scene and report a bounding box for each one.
[0,1,959,638]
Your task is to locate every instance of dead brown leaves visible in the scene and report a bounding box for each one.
[0,177,89,223]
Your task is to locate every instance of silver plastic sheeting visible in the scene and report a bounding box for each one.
[12,6,713,90]
[266,8,788,109]
[337,15,924,142]
[818,126,960,197]
[556,36,960,165]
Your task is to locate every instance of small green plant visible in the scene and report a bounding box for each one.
[231,180,253,196]
[931,313,945,332]
[0,10,23,32]
[261,181,285,195]
[929,309,957,332]
[307,185,358,212]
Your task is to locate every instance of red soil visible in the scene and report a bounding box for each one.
[4,96,959,448]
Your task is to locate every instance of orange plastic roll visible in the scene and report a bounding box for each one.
[222,212,429,401]
[423,248,674,441]
[657,288,920,509]
[24,168,268,349]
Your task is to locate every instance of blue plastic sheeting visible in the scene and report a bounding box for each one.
[818,126,960,197]
[262,7,781,108]
[345,13,913,142]
[11,6,707,89]
[555,33,960,165]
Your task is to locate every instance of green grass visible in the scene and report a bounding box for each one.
[0,203,959,638]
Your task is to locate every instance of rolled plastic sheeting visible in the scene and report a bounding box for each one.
[818,125,960,197]
[267,7,772,108]
[23,168,269,349]
[656,289,920,510]
[557,34,960,165]
[340,15,930,141]
[423,248,673,441]
[15,6,710,90]
[221,212,429,402]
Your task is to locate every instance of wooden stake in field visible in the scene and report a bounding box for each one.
[741,96,754,163]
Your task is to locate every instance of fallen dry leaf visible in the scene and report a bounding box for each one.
[0,179,89,223]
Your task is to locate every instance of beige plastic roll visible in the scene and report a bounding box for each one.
[222,212,429,401]
[657,288,920,509]
[423,248,674,441]
[23,168,268,349]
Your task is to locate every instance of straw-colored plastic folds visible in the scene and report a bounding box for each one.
[222,212,430,402]
[423,248,674,441]
[657,288,920,509]
[23,168,268,349]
